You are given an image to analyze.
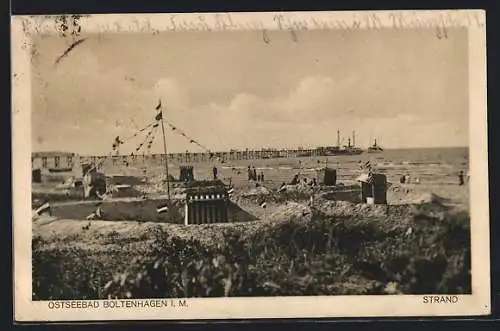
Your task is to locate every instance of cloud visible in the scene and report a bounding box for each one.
[203,75,359,126]
[164,76,353,150]
[283,76,335,116]
[174,75,467,150]
[154,78,189,111]
[33,65,467,154]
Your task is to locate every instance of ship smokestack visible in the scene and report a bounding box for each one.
[337,130,340,147]
[352,131,356,147]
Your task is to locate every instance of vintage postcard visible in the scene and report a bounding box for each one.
[12,10,489,322]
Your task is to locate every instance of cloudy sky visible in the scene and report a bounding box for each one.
[31,28,468,155]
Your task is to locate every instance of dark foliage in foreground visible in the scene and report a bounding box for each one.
[32,209,470,300]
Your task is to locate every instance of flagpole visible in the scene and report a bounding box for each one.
[159,102,171,200]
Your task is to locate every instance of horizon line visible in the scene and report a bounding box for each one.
[32,145,469,157]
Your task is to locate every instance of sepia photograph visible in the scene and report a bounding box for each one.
[12,11,489,321]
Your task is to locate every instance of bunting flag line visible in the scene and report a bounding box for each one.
[108,98,216,159]
[134,123,159,154]
[112,135,124,150]
[163,119,210,153]
[115,120,156,148]
[146,125,159,152]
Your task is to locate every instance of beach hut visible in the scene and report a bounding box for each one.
[32,169,42,183]
[356,173,387,205]
[184,182,229,225]
[82,168,107,199]
[316,167,337,186]
[179,165,195,182]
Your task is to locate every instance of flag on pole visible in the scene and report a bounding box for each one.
[360,160,371,170]
[367,168,374,184]
[227,187,235,199]
[34,202,51,216]
[155,111,163,121]
[157,204,169,214]
[86,206,103,220]
[155,99,163,121]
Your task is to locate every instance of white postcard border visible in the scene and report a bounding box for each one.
[12,10,490,321]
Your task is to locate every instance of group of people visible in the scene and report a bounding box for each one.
[399,174,420,185]
[213,164,266,183]
[247,165,265,182]
[399,170,469,186]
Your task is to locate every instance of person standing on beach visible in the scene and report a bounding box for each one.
[212,165,218,180]
[260,171,265,182]
[252,167,257,181]
[247,165,252,181]
[458,170,465,186]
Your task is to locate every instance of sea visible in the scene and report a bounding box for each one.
[90,147,469,189]
[184,147,469,187]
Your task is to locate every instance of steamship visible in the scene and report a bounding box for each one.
[316,130,364,156]
[367,139,384,153]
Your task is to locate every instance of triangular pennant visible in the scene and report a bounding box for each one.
[155,111,162,121]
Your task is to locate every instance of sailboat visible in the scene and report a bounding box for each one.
[367,138,384,153]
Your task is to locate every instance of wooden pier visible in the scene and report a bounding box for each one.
[81,148,330,166]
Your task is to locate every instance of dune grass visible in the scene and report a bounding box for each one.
[32,205,470,300]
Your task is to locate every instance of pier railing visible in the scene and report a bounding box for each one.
[80,148,328,166]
